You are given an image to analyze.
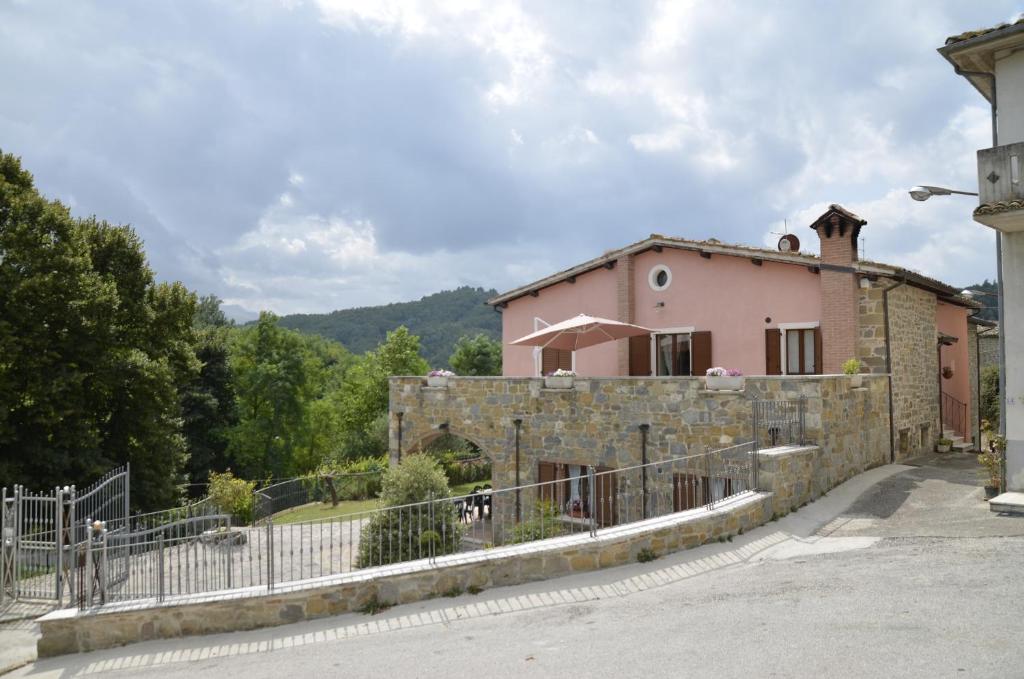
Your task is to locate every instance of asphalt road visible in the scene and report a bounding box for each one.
[10,453,1024,679]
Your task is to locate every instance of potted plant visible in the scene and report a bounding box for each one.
[705,367,744,391]
[544,368,575,389]
[979,435,1005,498]
[936,438,953,454]
[843,358,863,388]
[426,369,455,387]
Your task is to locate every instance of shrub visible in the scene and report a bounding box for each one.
[207,470,256,524]
[356,455,461,568]
[979,435,1005,487]
[510,501,565,544]
[430,449,491,486]
[636,547,657,563]
[842,358,862,375]
[981,365,1000,431]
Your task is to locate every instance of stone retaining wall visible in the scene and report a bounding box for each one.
[38,488,774,657]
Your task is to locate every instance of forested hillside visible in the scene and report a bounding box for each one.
[275,287,501,368]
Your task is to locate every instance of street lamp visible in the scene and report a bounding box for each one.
[908,185,979,201]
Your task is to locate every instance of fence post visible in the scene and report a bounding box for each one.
[124,462,131,532]
[587,466,597,537]
[157,533,165,603]
[705,446,714,510]
[799,395,806,446]
[266,516,274,593]
[1,487,6,607]
[83,521,93,609]
[55,487,63,603]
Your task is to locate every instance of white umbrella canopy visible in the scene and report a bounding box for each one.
[509,314,654,352]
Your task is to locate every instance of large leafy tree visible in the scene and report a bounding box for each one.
[181,295,238,496]
[337,326,429,458]
[226,313,353,478]
[0,151,198,508]
[449,333,502,376]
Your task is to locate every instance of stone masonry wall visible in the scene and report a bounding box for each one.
[887,285,939,459]
[979,332,999,370]
[857,283,887,375]
[390,375,890,518]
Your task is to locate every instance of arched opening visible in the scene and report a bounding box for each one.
[405,430,495,548]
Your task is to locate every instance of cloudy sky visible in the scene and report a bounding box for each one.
[0,1,1016,318]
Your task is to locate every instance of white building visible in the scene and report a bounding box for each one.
[940,18,1024,502]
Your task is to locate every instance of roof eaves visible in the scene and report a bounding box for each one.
[487,236,823,306]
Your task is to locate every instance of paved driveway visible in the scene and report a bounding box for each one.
[7,453,1024,679]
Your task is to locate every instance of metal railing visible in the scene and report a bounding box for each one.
[752,396,805,450]
[1,464,130,606]
[77,443,758,608]
[941,391,968,440]
[252,471,384,525]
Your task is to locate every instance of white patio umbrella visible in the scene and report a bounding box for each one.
[509,314,654,351]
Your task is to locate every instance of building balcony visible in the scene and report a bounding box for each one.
[975,142,1024,232]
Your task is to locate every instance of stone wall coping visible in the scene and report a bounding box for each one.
[40,489,776,625]
[756,444,819,458]
[392,375,891,383]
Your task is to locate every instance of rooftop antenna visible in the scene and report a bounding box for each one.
[771,219,801,253]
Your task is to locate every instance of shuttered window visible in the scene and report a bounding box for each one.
[783,328,822,375]
[765,329,782,375]
[691,331,712,376]
[541,348,573,375]
[628,335,652,376]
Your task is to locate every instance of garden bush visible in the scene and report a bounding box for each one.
[208,470,256,525]
[509,501,565,544]
[981,364,1000,431]
[357,455,461,567]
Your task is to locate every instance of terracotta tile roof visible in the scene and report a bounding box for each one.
[945,16,1024,46]
[487,231,979,309]
[974,200,1024,216]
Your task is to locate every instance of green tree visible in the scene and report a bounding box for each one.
[182,324,238,495]
[226,313,353,478]
[338,326,428,458]
[0,151,198,508]
[449,333,502,375]
[357,455,460,567]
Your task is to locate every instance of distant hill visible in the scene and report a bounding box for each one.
[276,286,501,368]
[965,279,999,323]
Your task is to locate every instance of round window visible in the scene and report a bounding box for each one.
[648,265,672,291]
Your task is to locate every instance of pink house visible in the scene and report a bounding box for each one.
[488,205,981,456]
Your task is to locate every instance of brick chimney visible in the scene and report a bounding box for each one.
[809,204,866,374]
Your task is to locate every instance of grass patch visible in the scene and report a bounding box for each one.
[273,498,381,524]
[636,547,658,563]
[442,586,464,598]
[467,585,484,595]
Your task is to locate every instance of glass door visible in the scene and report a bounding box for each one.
[655,333,692,376]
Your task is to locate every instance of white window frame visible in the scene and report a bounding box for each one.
[532,317,575,377]
[648,264,673,291]
[778,322,820,375]
[649,326,696,376]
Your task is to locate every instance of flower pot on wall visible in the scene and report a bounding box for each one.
[544,375,574,389]
[849,374,863,388]
[705,375,745,391]
[936,443,951,453]
[427,376,449,388]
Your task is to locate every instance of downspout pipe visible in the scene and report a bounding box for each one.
[882,277,908,463]
[513,418,523,523]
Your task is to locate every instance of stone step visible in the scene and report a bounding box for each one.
[952,441,973,452]
[989,492,1024,516]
